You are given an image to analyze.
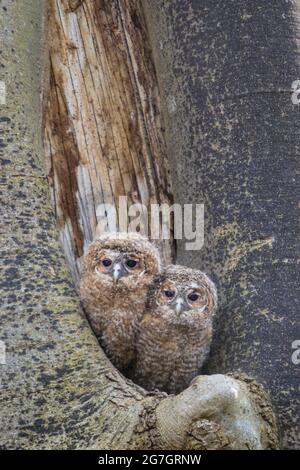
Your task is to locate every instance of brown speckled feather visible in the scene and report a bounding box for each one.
[131,264,217,394]
[80,232,161,372]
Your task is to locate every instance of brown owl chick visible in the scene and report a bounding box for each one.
[79,232,161,372]
[131,264,217,394]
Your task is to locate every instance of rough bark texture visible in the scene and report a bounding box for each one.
[0,0,279,450]
[0,0,149,450]
[0,0,176,450]
[43,0,174,283]
[142,0,300,449]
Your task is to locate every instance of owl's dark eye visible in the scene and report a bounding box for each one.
[102,259,112,267]
[126,259,138,269]
[164,289,175,299]
[188,293,199,302]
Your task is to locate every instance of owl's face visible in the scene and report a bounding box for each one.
[83,232,161,289]
[93,248,146,283]
[149,266,217,326]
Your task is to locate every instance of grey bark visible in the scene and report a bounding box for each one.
[0,0,277,450]
[142,0,300,449]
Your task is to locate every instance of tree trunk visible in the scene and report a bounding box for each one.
[0,0,277,450]
[142,0,300,449]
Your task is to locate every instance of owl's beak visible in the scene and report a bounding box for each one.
[113,263,122,283]
[175,297,184,315]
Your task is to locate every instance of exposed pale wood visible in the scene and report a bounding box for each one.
[43,0,174,283]
[0,0,278,450]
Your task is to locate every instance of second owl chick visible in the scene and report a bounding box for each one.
[131,265,217,394]
[80,232,161,372]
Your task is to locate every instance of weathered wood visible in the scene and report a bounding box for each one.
[43,0,174,283]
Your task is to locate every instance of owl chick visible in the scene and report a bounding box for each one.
[131,264,217,394]
[79,232,161,372]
